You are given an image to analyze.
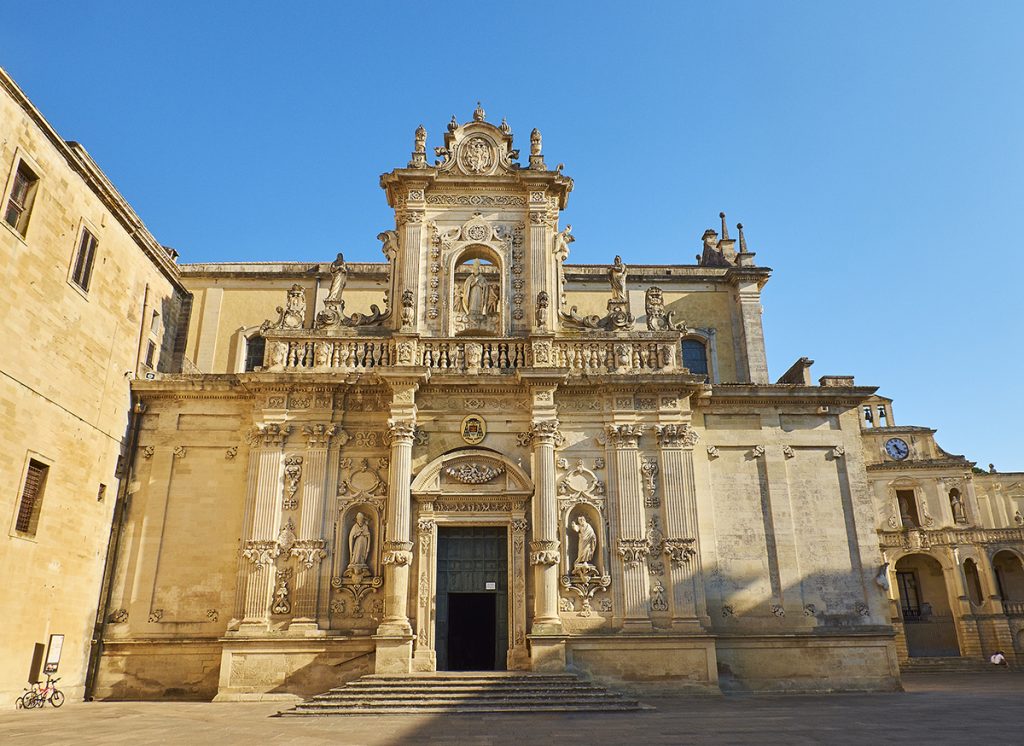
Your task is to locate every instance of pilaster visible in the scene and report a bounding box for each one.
[606,423,652,632]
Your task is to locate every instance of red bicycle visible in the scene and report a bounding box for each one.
[23,676,64,708]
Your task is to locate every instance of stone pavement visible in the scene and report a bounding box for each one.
[3,674,1023,745]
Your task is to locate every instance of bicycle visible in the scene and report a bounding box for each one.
[24,676,64,708]
[15,687,38,709]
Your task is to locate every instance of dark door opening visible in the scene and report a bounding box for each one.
[447,593,497,671]
[436,526,508,671]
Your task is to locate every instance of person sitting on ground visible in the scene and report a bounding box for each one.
[990,650,1008,666]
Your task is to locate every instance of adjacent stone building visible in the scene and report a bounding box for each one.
[0,67,189,703]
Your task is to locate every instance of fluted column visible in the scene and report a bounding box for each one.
[289,424,337,626]
[656,423,707,629]
[378,419,415,636]
[528,419,562,633]
[607,424,651,631]
[237,423,290,629]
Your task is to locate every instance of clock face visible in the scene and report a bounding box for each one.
[885,438,910,461]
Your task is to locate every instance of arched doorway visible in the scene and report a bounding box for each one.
[993,550,1024,614]
[895,553,960,657]
[409,448,534,672]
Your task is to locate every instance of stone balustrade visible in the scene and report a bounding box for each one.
[879,527,1024,548]
[259,331,685,375]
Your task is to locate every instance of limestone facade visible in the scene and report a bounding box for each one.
[859,396,1024,664]
[94,108,900,699]
[0,67,189,703]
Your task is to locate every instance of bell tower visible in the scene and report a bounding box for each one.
[379,103,574,338]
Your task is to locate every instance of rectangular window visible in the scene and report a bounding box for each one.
[97,483,107,502]
[244,335,266,372]
[145,340,157,368]
[70,227,99,292]
[150,309,160,333]
[4,160,40,236]
[896,488,921,528]
[15,459,49,535]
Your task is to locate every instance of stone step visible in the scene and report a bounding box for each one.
[280,671,647,716]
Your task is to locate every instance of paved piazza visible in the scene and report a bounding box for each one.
[3,675,1021,745]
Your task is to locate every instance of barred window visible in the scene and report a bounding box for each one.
[4,160,40,236]
[71,228,99,291]
[15,459,49,535]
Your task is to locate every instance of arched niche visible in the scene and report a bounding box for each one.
[450,243,504,337]
[334,503,383,584]
[411,447,533,504]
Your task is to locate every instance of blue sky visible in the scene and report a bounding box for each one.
[3,2,1022,469]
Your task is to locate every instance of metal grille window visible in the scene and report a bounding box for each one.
[71,228,98,291]
[897,571,921,619]
[15,459,49,534]
[4,161,40,235]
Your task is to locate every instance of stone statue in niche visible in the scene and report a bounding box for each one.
[609,255,628,301]
[344,512,372,581]
[326,253,348,303]
[950,490,967,523]
[572,515,598,578]
[457,259,499,332]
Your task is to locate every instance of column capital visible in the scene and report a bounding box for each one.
[517,419,564,448]
[603,423,645,449]
[387,419,417,445]
[655,423,699,449]
[382,541,414,566]
[302,423,346,449]
[246,423,292,448]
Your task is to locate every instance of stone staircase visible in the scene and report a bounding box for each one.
[278,672,649,715]
[901,656,1010,673]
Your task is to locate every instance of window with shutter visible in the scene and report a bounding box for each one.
[4,160,40,236]
[15,459,49,535]
[71,228,99,292]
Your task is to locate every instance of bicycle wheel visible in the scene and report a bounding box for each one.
[21,691,38,709]
[50,690,65,708]
[15,695,25,709]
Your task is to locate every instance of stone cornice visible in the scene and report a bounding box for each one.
[867,457,974,472]
[705,383,878,408]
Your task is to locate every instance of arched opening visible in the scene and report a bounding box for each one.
[993,550,1024,614]
[244,334,265,371]
[963,558,984,606]
[682,338,709,381]
[895,553,960,657]
[451,246,501,336]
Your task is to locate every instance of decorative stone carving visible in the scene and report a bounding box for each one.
[388,419,417,443]
[329,599,346,615]
[640,456,660,508]
[831,445,845,459]
[242,539,280,566]
[751,444,766,459]
[272,568,292,615]
[148,609,164,623]
[511,518,528,534]
[290,539,327,569]
[206,608,219,622]
[338,458,387,507]
[616,538,651,568]
[408,124,427,168]
[855,602,870,617]
[444,462,505,484]
[650,581,669,612]
[707,445,720,459]
[771,603,785,617]
[605,424,644,449]
[663,538,697,566]
[721,604,735,617]
[303,423,342,449]
[270,284,307,330]
[401,288,415,328]
[283,455,303,509]
[382,540,414,566]
[248,423,291,448]
[557,459,605,503]
[655,423,699,448]
[172,446,186,459]
[609,255,628,301]
[276,519,296,555]
[536,290,549,329]
[343,512,372,579]
[803,604,817,616]
[598,598,613,613]
[530,540,560,566]
[225,446,238,460]
[519,419,564,448]
[559,597,574,613]
[142,446,155,459]
[644,286,686,331]
[109,608,128,623]
[782,445,795,459]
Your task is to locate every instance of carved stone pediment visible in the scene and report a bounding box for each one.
[434,118,520,177]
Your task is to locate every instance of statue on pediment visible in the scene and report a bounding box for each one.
[326,253,348,303]
[609,255,627,301]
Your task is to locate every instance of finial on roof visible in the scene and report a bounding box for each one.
[413,124,426,154]
[448,115,458,132]
[720,212,730,241]
[500,117,511,134]
[530,128,542,155]
[473,101,486,122]
[737,223,748,253]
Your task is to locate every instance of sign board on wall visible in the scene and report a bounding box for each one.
[43,634,64,675]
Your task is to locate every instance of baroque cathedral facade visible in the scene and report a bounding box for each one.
[3,72,1023,703]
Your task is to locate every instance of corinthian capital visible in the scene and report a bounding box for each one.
[247,423,292,448]
[518,419,563,448]
[302,423,341,449]
[604,423,645,449]
[655,423,699,449]
[387,419,417,445]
